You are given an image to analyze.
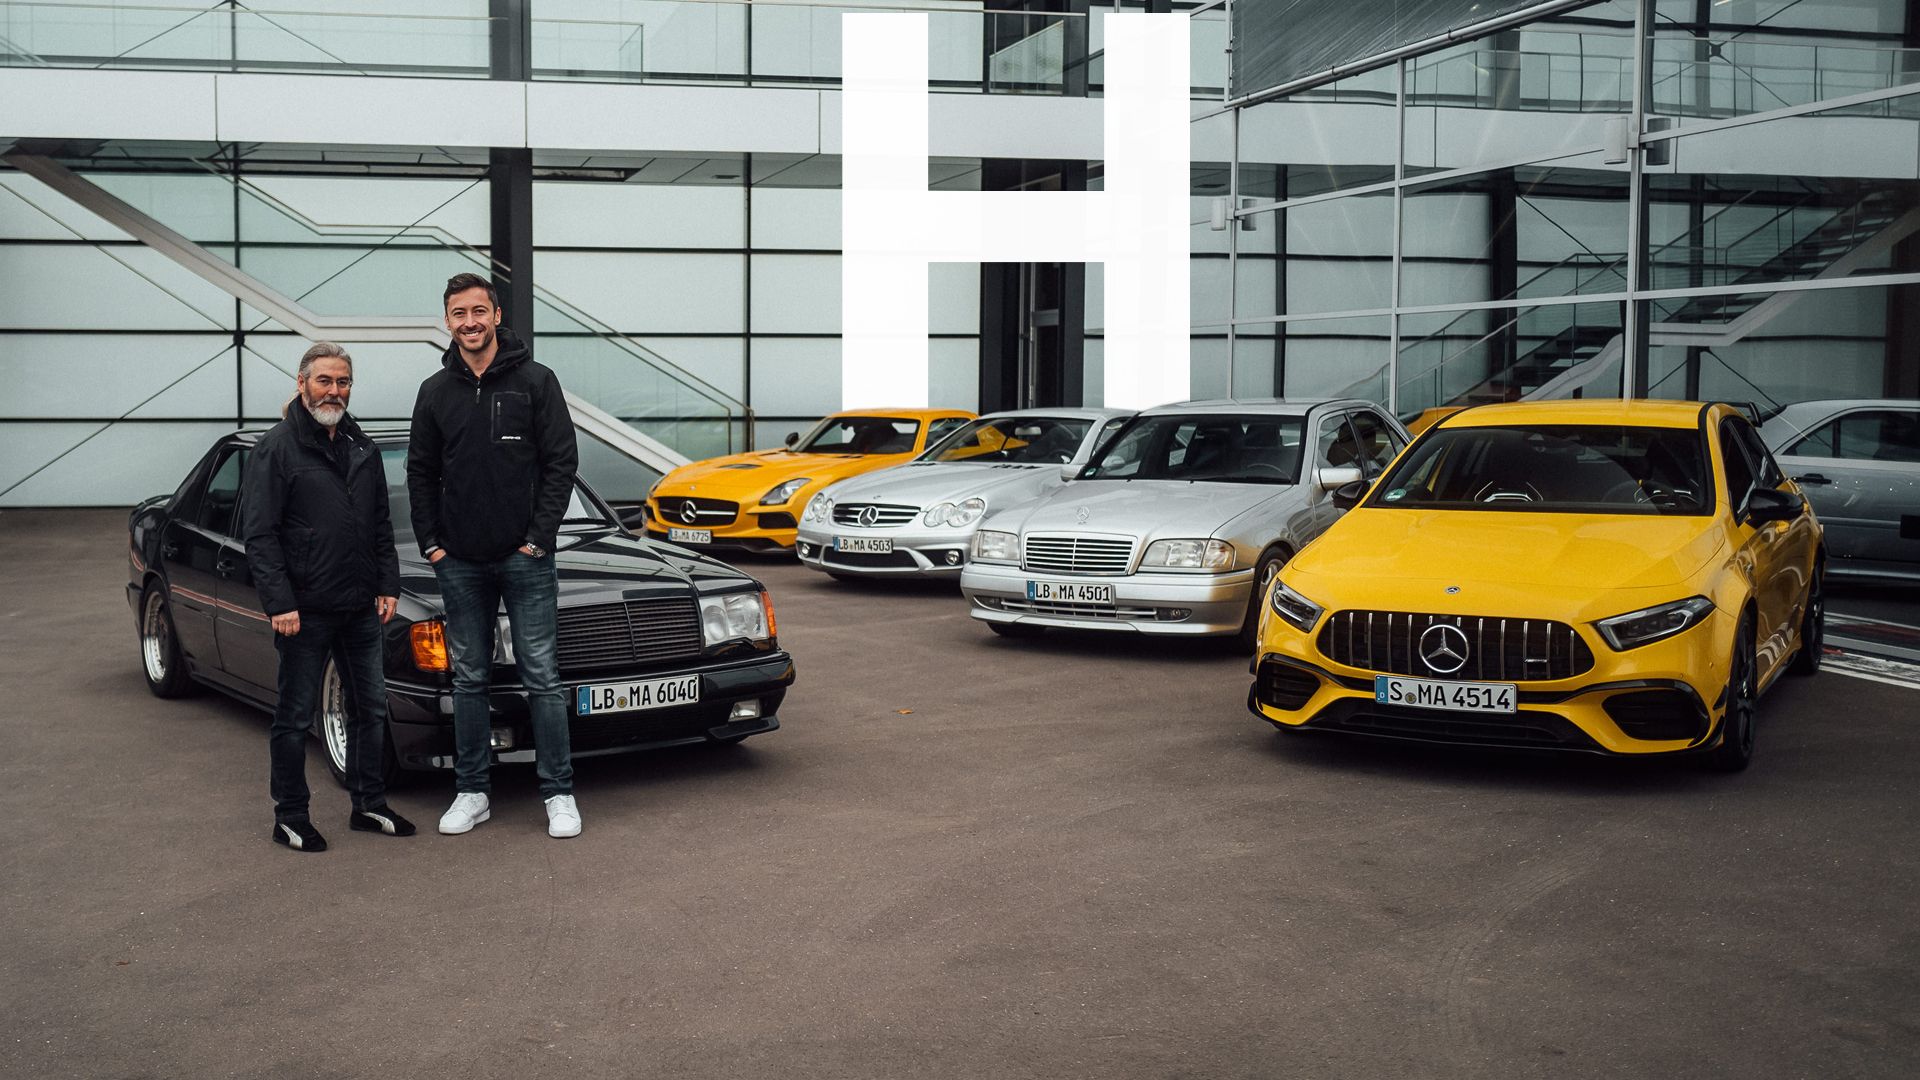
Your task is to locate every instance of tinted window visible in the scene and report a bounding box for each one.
[1346,411,1402,478]
[1730,418,1784,488]
[924,416,971,447]
[797,417,920,454]
[1083,414,1307,484]
[1791,410,1920,463]
[199,448,247,537]
[1317,414,1365,470]
[924,417,1092,464]
[1371,425,1712,514]
[1720,419,1757,510]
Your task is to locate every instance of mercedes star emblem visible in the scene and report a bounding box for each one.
[1075,506,1092,525]
[1419,623,1471,675]
[680,500,700,524]
[1445,585,1461,595]
[857,505,880,528]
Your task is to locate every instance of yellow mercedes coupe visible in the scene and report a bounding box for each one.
[645,409,975,553]
[1251,400,1824,771]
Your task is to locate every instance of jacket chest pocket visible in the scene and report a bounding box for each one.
[491,391,532,445]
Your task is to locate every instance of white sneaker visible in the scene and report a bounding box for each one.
[545,795,581,839]
[438,792,490,835]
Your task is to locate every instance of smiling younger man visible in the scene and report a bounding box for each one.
[408,273,582,838]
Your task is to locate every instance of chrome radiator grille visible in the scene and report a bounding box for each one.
[832,503,919,527]
[1022,535,1134,575]
[1317,610,1595,682]
[554,598,703,674]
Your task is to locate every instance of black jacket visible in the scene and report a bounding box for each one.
[406,329,579,560]
[241,400,401,617]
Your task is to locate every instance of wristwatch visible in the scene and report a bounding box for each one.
[522,543,547,557]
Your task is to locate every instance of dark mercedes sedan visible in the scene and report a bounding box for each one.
[128,427,795,786]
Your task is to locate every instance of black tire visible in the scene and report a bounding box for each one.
[314,655,399,790]
[1236,547,1291,654]
[988,621,1044,639]
[1701,617,1758,773]
[137,583,195,699]
[1789,562,1824,677]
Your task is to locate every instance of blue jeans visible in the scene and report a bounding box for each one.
[433,551,573,798]
[270,608,389,822]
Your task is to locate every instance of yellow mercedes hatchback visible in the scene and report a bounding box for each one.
[645,409,975,553]
[1251,400,1824,771]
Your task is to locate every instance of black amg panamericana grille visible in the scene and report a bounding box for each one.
[657,497,738,526]
[1317,610,1594,682]
[1313,701,1597,749]
[555,598,703,674]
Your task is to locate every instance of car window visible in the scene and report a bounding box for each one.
[925,417,1092,464]
[798,417,920,455]
[1083,414,1307,484]
[1346,410,1401,478]
[924,416,971,448]
[1370,425,1712,514]
[1792,410,1920,463]
[1720,418,1757,512]
[199,448,247,538]
[1730,418,1784,488]
[1091,416,1130,457]
[1317,414,1365,470]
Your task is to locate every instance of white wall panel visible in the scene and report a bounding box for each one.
[750,187,839,250]
[0,69,218,142]
[238,337,443,420]
[750,254,839,334]
[250,177,490,241]
[749,337,841,417]
[0,421,234,507]
[0,335,237,419]
[530,83,820,154]
[929,262,981,335]
[216,74,525,148]
[535,183,744,249]
[0,175,129,242]
[928,338,980,411]
[535,251,743,333]
[0,245,234,330]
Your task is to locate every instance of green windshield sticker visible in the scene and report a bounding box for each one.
[1384,488,1406,501]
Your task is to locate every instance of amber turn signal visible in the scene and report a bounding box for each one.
[410,619,450,672]
[760,590,776,640]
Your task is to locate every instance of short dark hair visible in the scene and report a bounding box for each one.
[444,272,498,310]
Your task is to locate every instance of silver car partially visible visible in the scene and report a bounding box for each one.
[796,408,1133,579]
[1761,398,1920,580]
[960,399,1409,649]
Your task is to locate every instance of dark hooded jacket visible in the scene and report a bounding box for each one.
[241,398,401,617]
[406,328,579,560]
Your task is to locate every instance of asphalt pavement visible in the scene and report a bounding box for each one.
[3,509,1917,1080]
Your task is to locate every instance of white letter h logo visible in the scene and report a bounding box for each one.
[840,13,1190,410]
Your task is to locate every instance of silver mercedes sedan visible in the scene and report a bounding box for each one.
[795,408,1134,579]
[960,399,1410,649]
[1760,398,1920,581]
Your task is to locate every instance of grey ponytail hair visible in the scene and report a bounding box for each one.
[297,340,352,379]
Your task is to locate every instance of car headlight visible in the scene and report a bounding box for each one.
[1140,538,1235,571]
[699,591,771,646]
[972,530,1018,564]
[1595,596,1715,651]
[804,491,834,523]
[761,478,810,506]
[923,497,987,528]
[1269,581,1324,633]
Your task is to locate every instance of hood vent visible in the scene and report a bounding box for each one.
[719,463,762,470]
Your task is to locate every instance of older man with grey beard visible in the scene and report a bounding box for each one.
[241,342,412,852]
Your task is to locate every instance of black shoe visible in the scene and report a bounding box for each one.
[349,806,417,836]
[271,820,328,852]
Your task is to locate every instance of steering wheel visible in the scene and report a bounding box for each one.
[1242,462,1289,478]
[1603,478,1689,507]
[1471,481,1542,503]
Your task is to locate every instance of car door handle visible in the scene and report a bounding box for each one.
[215,558,236,576]
[1794,473,1833,486]
[161,543,179,560]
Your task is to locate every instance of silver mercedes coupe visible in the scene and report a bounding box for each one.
[960,399,1409,649]
[796,408,1133,579]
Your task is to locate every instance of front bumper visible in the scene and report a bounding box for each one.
[642,497,797,554]
[1248,608,1735,756]
[794,521,973,577]
[386,651,796,770]
[960,561,1256,636]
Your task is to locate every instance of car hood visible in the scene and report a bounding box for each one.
[992,479,1280,540]
[1289,508,1726,614]
[655,448,912,500]
[824,461,1057,508]
[397,528,758,610]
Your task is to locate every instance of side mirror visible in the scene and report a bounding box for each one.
[615,504,649,530]
[1745,486,1803,526]
[1059,464,1080,482]
[1331,480,1368,511]
[783,431,798,448]
[1316,465,1363,491]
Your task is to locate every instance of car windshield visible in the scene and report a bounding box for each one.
[795,417,920,455]
[923,416,1093,464]
[1081,414,1306,484]
[378,447,612,549]
[1368,425,1712,515]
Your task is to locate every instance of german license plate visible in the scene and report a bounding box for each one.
[1374,675,1516,714]
[1027,580,1113,604]
[576,674,701,716]
[668,527,711,544]
[835,536,893,554]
